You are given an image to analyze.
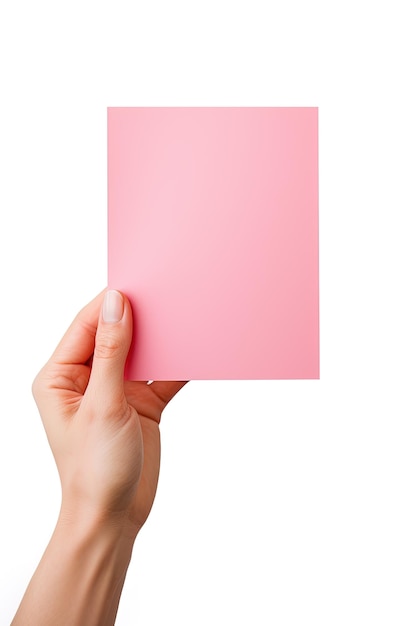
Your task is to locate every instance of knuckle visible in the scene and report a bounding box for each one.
[31,374,40,400]
[31,368,45,401]
[94,332,121,360]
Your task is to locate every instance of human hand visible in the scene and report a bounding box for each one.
[32,289,187,537]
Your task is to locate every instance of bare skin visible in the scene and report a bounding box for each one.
[12,290,187,625]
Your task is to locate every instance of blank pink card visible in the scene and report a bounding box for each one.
[108,107,319,380]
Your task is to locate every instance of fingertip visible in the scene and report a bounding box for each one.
[102,290,124,323]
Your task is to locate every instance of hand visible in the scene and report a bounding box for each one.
[32,289,187,536]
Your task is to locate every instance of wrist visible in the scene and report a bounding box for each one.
[57,498,139,547]
[54,504,136,625]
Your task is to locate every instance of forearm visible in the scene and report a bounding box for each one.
[12,507,136,626]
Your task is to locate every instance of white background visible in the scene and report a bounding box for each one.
[1,2,416,624]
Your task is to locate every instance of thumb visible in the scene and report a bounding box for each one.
[86,290,132,410]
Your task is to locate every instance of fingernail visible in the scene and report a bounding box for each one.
[102,290,124,323]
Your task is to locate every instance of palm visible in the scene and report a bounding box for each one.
[40,364,185,531]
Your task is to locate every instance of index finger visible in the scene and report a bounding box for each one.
[149,381,188,407]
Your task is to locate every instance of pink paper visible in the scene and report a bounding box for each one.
[108,107,319,380]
